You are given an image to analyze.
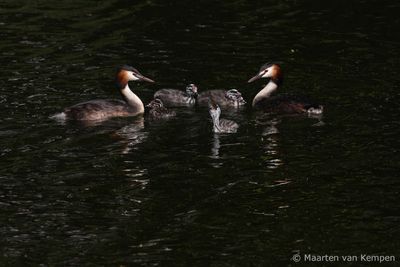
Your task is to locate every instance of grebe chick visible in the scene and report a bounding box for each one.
[209,101,239,133]
[55,65,154,121]
[248,63,323,114]
[198,89,246,108]
[146,98,176,119]
[153,84,198,107]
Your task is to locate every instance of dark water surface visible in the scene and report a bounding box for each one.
[1,0,400,266]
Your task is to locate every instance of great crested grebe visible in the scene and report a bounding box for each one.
[153,84,198,107]
[54,65,154,121]
[248,63,323,114]
[209,101,239,133]
[146,98,176,119]
[198,89,246,108]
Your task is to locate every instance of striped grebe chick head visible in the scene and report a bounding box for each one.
[225,89,246,106]
[186,83,198,97]
[146,98,164,109]
[248,63,282,85]
[116,65,155,89]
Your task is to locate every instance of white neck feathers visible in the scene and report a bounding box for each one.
[121,84,144,113]
[252,80,278,107]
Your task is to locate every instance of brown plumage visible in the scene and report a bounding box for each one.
[146,98,176,119]
[198,89,246,108]
[153,84,198,107]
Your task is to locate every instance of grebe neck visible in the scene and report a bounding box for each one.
[120,83,144,113]
[211,113,221,132]
[252,80,278,107]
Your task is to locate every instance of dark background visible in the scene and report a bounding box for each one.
[0,0,399,266]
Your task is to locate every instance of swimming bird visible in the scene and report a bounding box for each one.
[198,89,246,108]
[153,84,198,107]
[146,98,176,119]
[53,65,154,121]
[209,101,239,133]
[248,63,323,114]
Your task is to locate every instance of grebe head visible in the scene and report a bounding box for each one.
[146,98,164,109]
[248,63,282,84]
[208,100,221,120]
[225,89,246,106]
[186,83,198,97]
[116,65,155,89]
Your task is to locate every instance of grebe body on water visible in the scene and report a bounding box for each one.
[248,63,323,114]
[198,89,246,108]
[153,84,198,107]
[53,65,154,121]
[209,101,239,133]
[146,98,176,119]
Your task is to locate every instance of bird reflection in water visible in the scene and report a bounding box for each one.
[209,134,224,168]
[122,167,149,192]
[111,117,149,194]
[261,135,283,169]
[308,112,325,127]
[255,115,284,169]
[111,117,147,154]
[211,133,221,158]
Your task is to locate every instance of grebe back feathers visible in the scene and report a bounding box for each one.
[153,84,198,107]
[198,89,246,108]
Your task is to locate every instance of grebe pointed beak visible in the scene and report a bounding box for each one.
[248,74,262,83]
[139,75,155,83]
